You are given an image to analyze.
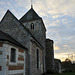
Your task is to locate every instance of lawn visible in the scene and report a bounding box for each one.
[46,72,75,75]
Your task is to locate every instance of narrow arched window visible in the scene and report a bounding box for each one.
[31,23,34,30]
[11,48,16,62]
[37,49,39,69]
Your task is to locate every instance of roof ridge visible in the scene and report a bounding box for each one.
[19,8,41,22]
[0,10,10,23]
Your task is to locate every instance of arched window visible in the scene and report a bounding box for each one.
[31,23,34,30]
[10,48,16,62]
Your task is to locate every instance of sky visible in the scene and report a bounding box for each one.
[0,0,75,61]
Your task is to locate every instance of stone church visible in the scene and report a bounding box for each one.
[0,6,61,75]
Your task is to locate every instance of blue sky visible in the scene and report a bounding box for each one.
[0,0,75,61]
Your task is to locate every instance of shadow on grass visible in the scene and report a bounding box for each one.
[45,72,75,75]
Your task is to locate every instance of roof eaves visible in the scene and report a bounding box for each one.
[0,39,28,50]
[0,30,28,50]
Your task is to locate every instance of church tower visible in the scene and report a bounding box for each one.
[19,6,46,72]
[19,6,46,48]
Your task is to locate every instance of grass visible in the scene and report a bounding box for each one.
[46,72,75,75]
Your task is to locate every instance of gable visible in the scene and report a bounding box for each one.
[0,10,30,48]
[20,8,41,22]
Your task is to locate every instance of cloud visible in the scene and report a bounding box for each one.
[54,45,60,50]
[54,52,75,61]
[64,45,68,48]
[15,0,30,9]
[33,0,75,18]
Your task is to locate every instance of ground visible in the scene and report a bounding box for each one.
[46,72,75,75]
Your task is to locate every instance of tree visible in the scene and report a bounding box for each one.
[65,58,72,64]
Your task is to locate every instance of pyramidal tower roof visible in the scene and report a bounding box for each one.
[20,7,42,22]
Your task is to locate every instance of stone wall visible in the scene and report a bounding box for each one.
[23,19,46,72]
[0,42,26,75]
[23,19,46,48]
[0,43,5,75]
[29,40,43,75]
[54,59,62,73]
[45,39,55,73]
[25,50,30,75]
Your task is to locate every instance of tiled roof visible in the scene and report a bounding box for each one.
[0,30,27,49]
[0,10,43,49]
[20,8,41,22]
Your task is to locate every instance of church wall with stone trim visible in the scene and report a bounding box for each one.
[0,8,44,75]
[22,19,46,72]
[29,40,43,75]
[0,42,26,75]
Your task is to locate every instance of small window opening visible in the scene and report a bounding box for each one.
[11,48,16,62]
[31,23,34,30]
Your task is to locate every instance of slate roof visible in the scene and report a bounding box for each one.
[0,30,27,49]
[20,8,42,22]
[0,10,43,49]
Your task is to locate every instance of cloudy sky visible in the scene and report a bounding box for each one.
[0,0,75,61]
